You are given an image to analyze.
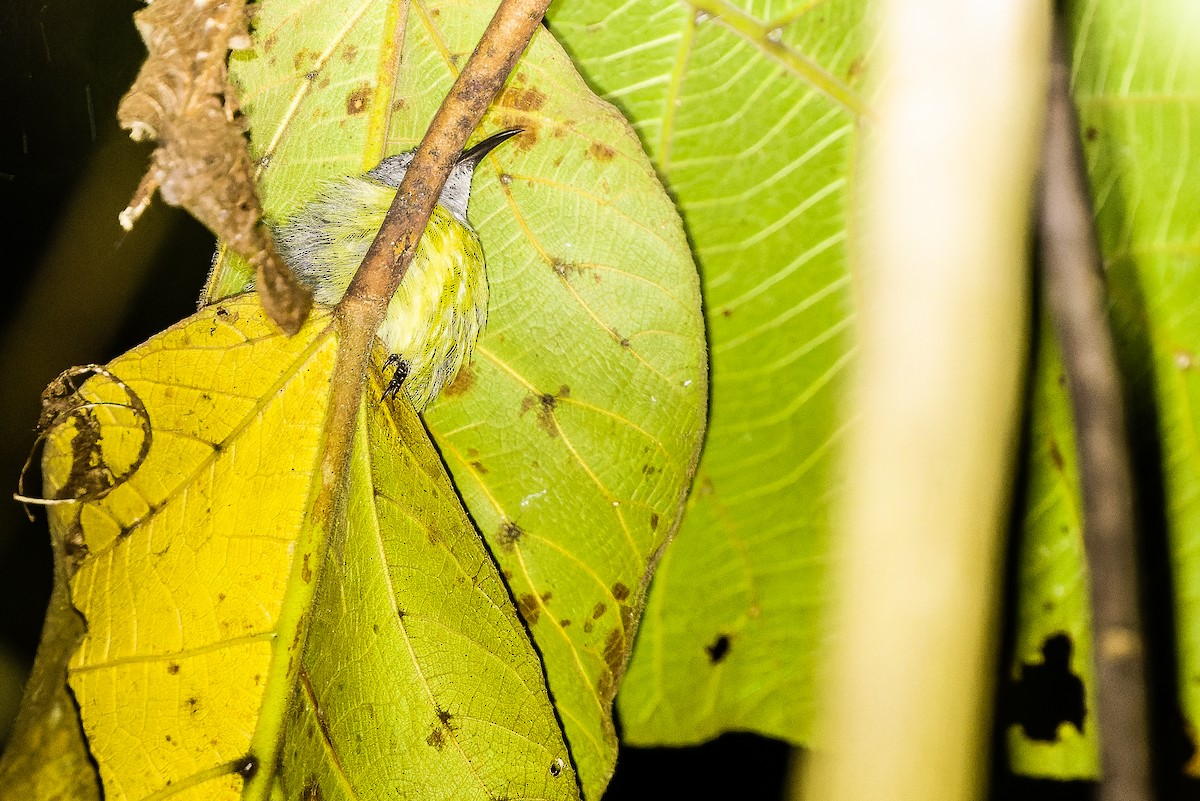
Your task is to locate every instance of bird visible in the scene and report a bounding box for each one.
[273,128,522,410]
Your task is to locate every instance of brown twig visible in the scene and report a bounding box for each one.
[320,0,549,467]
[1039,23,1150,801]
[320,0,549,496]
[240,5,550,795]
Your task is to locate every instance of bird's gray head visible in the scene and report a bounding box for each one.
[366,128,522,225]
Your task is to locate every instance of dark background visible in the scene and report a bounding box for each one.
[0,2,1190,799]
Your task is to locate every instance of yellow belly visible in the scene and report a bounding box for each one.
[275,176,488,411]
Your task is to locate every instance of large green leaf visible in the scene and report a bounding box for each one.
[1006,315,1098,778]
[546,0,866,744]
[224,1,707,795]
[1068,0,1200,775]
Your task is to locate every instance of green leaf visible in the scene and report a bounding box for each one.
[546,0,866,744]
[276,359,577,801]
[43,296,577,801]
[1068,0,1200,775]
[224,1,707,795]
[1007,315,1098,778]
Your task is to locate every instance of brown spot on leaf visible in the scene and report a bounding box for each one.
[293,48,317,71]
[346,84,370,115]
[1048,438,1065,472]
[517,593,541,624]
[587,141,616,162]
[443,363,476,397]
[302,553,312,583]
[847,55,867,79]
[612,582,631,602]
[650,512,660,531]
[503,85,547,112]
[1085,126,1099,142]
[592,602,607,620]
[583,620,594,634]
[497,521,523,552]
[470,460,489,474]
[427,726,446,750]
[436,707,453,726]
[602,627,624,677]
[560,619,571,628]
[541,591,553,604]
[167,662,180,675]
[341,44,358,63]
[263,34,277,53]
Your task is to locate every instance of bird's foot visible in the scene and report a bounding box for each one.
[382,355,410,402]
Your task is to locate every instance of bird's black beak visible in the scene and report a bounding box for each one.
[458,128,523,166]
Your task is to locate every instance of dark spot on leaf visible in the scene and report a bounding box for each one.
[167,662,180,675]
[372,623,379,634]
[302,553,312,583]
[592,602,607,620]
[443,363,476,397]
[612,582,631,602]
[427,726,446,750]
[165,734,173,743]
[596,669,614,702]
[602,627,624,678]
[293,48,317,70]
[305,71,318,82]
[587,141,616,162]
[706,635,731,664]
[583,620,594,634]
[1085,126,1098,141]
[847,55,867,79]
[302,780,321,801]
[1047,438,1065,472]
[470,460,489,474]
[650,512,660,530]
[217,592,226,602]
[721,307,733,318]
[436,707,453,726]
[541,591,553,604]
[263,34,277,53]
[497,521,523,552]
[236,755,258,780]
[551,259,587,279]
[503,85,547,112]
[341,44,358,63]
[518,593,541,625]
[618,334,630,348]
[1007,633,1086,741]
[186,697,199,713]
[346,84,370,115]
[550,757,564,777]
[560,619,571,628]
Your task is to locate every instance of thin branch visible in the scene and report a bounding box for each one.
[1038,23,1150,801]
[320,0,550,483]
[342,0,549,323]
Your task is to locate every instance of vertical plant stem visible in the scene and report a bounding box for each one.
[801,3,1049,801]
[1039,23,1150,801]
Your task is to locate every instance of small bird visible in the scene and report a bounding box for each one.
[274,128,522,410]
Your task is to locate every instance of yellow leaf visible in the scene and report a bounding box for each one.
[43,295,577,801]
